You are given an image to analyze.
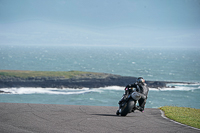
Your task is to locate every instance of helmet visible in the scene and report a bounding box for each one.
[137,77,145,83]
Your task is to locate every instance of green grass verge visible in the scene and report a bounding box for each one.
[0,70,104,79]
[160,106,200,129]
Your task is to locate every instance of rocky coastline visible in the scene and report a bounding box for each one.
[0,73,179,93]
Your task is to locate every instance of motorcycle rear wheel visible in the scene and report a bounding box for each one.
[121,99,135,116]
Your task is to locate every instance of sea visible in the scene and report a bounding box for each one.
[0,45,200,109]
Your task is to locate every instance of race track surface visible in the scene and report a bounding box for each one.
[0,103,199,133]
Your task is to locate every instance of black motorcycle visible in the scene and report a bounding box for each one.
[116,91,142,116]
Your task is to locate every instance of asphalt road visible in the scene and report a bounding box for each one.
[0,103,199,133]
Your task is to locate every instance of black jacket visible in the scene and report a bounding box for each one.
[125,82,149,99]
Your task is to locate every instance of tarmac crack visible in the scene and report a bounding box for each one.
[27,103,51,122]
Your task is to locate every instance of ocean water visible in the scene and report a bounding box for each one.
[0,45,200,109]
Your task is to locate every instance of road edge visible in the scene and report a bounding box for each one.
[160,109,200,131]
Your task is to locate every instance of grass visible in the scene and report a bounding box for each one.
[0,70,105,79]
[160,106,200,129]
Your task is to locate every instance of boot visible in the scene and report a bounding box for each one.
[139,107,144,112]
[116,110,120,115]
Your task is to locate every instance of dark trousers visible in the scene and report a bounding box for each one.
[138,98,146,110]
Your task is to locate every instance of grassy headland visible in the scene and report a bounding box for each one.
[0,70,105,79]
[0,70,175,89]
[160,106,200,129]
[0,70,138,89]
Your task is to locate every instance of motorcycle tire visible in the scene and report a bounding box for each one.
[121,99,135,116]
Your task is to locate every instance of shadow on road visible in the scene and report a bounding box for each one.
[91,114,118,117]
[91,113,136,117]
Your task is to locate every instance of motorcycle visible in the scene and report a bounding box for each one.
[116,91,142,116]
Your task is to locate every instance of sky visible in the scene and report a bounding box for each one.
[0,0,200,47]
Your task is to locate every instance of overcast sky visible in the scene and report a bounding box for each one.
[0,0,200,47]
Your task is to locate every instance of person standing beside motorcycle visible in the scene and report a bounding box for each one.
[119,77,149,112]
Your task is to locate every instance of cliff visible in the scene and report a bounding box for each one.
[0,73,167,89]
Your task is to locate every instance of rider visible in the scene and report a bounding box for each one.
[118,77,149,112]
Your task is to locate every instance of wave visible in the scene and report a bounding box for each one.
[150,83,200,91]
[166,82,200,86]
[0,83,199,95]
[0,87,96,95]
[96,85,200,91]
[96,86,124,91]
[96,84,200,91]
[0,86,124,95]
